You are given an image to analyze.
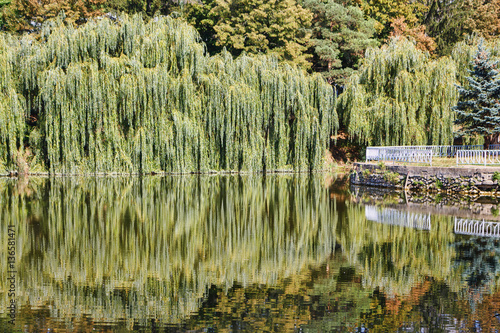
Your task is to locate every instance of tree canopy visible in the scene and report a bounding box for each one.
[209,0,313,68]
[0,14,337,174]
[453,42,500,146]
[339,37,458,146]
[301,0,378,86]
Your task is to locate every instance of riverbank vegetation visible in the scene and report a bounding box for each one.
[1,0,500,173]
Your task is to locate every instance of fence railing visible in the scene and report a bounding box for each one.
[365,206,431,230]
[489,144,500,150]
[456,150,500,165]
[454,217,500,237]
[402,145,482,157]
[366,145,483,164]
[366,147,433,164]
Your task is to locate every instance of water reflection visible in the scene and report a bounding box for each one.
[0,175,499,332]
[0,175,337,331]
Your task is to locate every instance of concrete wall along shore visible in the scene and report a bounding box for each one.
[351,163,500,194]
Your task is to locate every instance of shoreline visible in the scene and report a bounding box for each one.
[351,162,500,195]
[0,166,351,178]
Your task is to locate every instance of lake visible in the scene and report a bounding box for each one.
[1,175,499,332]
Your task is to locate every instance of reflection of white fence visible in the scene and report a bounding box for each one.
[366,147,433,164]
[456,150,500,165]
[365,206,431,230]
[454,217,500,237]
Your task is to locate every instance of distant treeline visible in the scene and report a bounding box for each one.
[1,0,498,83]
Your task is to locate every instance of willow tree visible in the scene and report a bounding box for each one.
[339,37,458,146]
[0,14,337,174]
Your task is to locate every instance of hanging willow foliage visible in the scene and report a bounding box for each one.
[339,37,458,146]
[451,37,500,86]
[0,14,337,174]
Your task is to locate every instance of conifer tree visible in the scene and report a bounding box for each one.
[453,42,500,147]
[301,0,378,86]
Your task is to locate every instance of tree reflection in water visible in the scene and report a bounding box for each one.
[0,176,499,332]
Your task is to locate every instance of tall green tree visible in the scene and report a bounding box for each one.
[389,17,436,54]
[339,37,458,146]
[359,0,424,40]
[453,42,500,147]
[423,0,500,55]
[0,14,337,174]
[301,0,378,86]
[182,0,220,55]
[210,0,313,68]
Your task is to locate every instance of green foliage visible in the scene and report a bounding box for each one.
[0,14,337,174]
[339,37,458,146]
[435,178,443,189]
[453,42,500,140]
[362,168,371,178]
[493,171,500,183]
[359,0,423,39]
[383,170,400,184]
[210,0,313,68]
[2,0,106,32]
[301,0,378,85]
[107,0,163,16]
[423,0,472,56]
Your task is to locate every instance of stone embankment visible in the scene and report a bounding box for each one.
[351,163,500,194]
[351,185,500,221]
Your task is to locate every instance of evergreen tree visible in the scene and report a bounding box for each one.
[301,0,378,86]
[453,42,500,147]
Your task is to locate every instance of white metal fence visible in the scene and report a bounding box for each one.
[454,217,500,237]
[366,145,485,164]
[456,149,500,165]
[409,145,482,157]
[366,147,433,164]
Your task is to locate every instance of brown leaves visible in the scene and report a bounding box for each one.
[3,0,106,32]
[389,17,436,54]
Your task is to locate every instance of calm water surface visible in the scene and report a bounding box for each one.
[0,175,500,332]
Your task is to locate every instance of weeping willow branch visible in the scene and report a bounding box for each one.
[0,14,338,174]
[339,37,458,146]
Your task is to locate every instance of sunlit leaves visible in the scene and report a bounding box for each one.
[339,37,457,146]
[0,14,337,174]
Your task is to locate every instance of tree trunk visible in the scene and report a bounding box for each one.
[484,133,500,149]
